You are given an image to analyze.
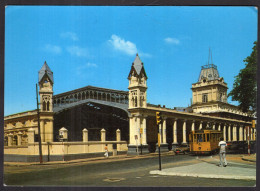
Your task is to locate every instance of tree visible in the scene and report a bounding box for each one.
[228,41,257,113]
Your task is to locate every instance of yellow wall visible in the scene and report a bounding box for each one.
[4,141,128,156]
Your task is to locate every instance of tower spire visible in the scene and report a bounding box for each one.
[208,47,211,66]
[211,48,213,65]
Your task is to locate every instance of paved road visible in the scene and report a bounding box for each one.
[4,154,256,186]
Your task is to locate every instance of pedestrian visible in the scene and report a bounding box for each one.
[218,137,227,167]
[104,144,109,158]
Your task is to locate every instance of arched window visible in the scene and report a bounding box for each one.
[43,101,47,111]
[47,101,50,111]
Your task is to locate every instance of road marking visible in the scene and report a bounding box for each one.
[103,178,125,182]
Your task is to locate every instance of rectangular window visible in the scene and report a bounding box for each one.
[194,134,197,143]
[197,134,203,142]
[219,93,223,102]
[206,134,209,142]
[202,94,208,103]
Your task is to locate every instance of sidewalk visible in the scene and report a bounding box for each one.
[150,155,256,180]
[4,151,173,167]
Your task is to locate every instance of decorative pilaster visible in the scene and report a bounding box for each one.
[162,118,167,144]
[116,129,122,151]
[218,123,221,131]
[172,119,178,145]
[239,126,243,141]
[233,125,237,141]
[136,116,141,145]
[228,124,231,141]
[17,132,23,146]
[45,119,54,142]
[191,120,195,131]
[129,116,135,145]
[116,129,121,142]
[199,121,203,130]
[182,120,187,144]
[82,128,88,142]
[101,128,106,142]
[40,120,45,142]
[142,116,147,145]
[8,133,13,146]
[223,124,227,141]
[28,128,35,144]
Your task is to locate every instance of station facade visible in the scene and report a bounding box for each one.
[127,54,255,154]
[3,54,256,159]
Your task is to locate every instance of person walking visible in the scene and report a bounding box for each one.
[218,137,227,167]
[104,144,109,158]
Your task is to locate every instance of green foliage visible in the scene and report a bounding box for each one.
[228,41,257,113]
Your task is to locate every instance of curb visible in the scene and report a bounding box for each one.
[149,170,256,180]
[242,157,256,162]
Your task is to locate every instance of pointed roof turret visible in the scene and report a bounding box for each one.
[133,53,143,75]
[128,53,147,79]
[38,61,54,84]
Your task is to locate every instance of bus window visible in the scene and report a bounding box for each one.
[194,134,197,143]
[211,134,215,142]
[198,134,203,142]
[202,134,205,142]
[206,134,209,142]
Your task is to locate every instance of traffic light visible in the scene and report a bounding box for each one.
[156,112,162,125]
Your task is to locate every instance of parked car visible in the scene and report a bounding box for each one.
[173,145,190,154]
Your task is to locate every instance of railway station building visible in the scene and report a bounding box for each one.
[3,54,256,161]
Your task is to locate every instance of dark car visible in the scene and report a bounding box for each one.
[173,145,190,154]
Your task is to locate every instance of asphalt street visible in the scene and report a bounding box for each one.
[4,154,256,187]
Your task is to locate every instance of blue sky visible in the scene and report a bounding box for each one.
[4,6,257,116]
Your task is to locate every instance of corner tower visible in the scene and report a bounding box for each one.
[191,61,228,114]
[38,61,54,142]
[128,54,148,109]
[127,54,149,155]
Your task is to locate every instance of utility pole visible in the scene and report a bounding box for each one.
[36,84,43,164]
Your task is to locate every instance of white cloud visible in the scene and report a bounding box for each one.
[76,62,97,75]
[44,44,62,54]
[60,32,79,41]
[67,46,90,57]
[108,35,137,56]
[164,37,180,45]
